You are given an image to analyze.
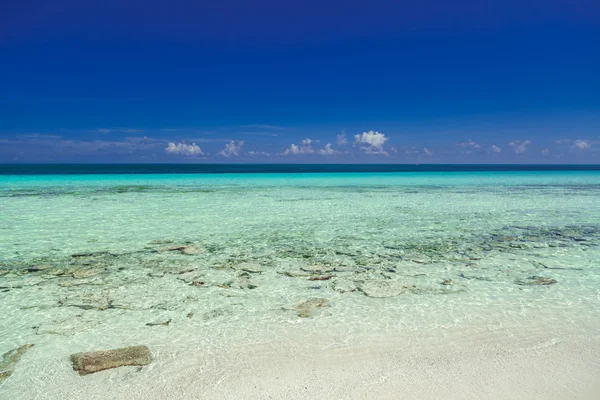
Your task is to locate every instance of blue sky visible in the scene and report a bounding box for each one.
[1,0,599,163]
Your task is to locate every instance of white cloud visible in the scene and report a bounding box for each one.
[218,140,244,157]
[423,148,433,156]
[457,139,482,149]
[97,128,143,134]
[165,142,205,156]
[541,148,550,156]
[573,140,591,150]
[490,145,502,153]
[555,139,571,144]
[508,140,531,154]
[280,138,340,156]
[282,143,309,155]
[281,138,315,155]
[240,124,286,131]
[354,130,388,154]
[318,143,337,155]
[336,134,348,146]
[246,151,271,157]
[120,129,144,133]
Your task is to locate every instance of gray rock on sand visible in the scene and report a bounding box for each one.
[0,344,34,383]
[358,281,411,298]
[294,298,330,318]
[70,345,152,375]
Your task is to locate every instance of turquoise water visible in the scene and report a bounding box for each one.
[1,171,600,395]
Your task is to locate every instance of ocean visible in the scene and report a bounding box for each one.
[1,165,599,398]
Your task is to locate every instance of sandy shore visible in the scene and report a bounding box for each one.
[2,331,599,400]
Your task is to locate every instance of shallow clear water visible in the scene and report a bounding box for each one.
[1,171,600,393]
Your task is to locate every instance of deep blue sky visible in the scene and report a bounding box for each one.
[1,0,599,163]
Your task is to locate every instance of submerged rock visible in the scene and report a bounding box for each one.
[159,245,204,255]
[404,253,432,264]
[294,298,330,318]
[181,246,204,255]
[71,251,110,258]
[202,308,233,321]
[70,345,152,375]
[159,245,188,252]
[145,319,171,327]
[0,344,34,384]
[458,273,493,281]
[234,262,263,273]
[301,265,334,273]
[332,279,357,293]
[27,265,53,273]
[59,293,113,311]
[280,270,311,278]
[410,287,464,295]
[358,281,410,298]
[72,269,103,279]
[308,275,333,281]
[218,278,257,290]
[515,276,557,286]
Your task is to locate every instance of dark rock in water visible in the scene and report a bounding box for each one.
[71,345,152,375]
[440,279,453,286]
[159,245,204,255]
[27,265,52,273]
[280,270,311,278]
[71,251,110,258]
[308,275,332,281]
[72,269,103,279]
[159,245,188,252]
[458,273,493,281]
[59,293,113,311]
[181,246,204,255]
[149,239,174,245]
[202,308,233,321]
[234,262,263,273]
[294,298,330,318]
[145,319,171,327]
[515,276,557,286]
[301,265,334,273]
[0,344,34,384]
[218,278,257,290]
[410,287,465,295]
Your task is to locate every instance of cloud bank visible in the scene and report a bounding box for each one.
[354,130,388,154]
[165,142,204,156]
[218,140,244,157]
